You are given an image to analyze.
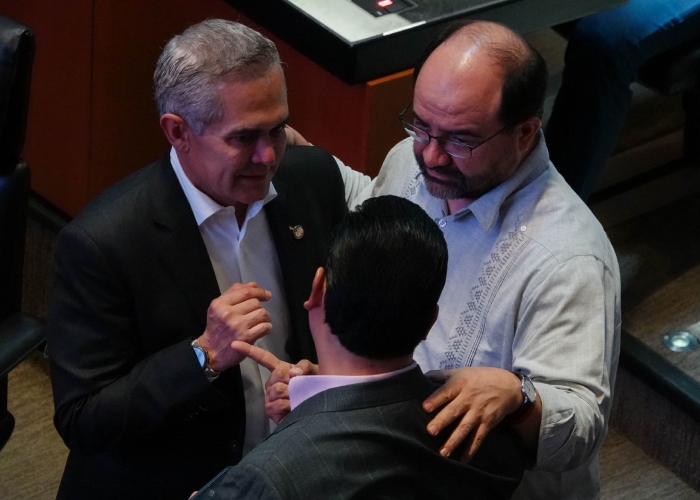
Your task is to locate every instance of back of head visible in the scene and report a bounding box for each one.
[323,195,448,359]
[414,20,547,128]
[154,19,281,134]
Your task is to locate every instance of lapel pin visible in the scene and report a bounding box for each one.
[289,225,304,240]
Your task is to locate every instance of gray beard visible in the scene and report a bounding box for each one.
[415,153,494,201]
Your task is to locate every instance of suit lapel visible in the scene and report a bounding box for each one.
[265,176,317,362]
[148,157,220,329]
[139,160,324,357]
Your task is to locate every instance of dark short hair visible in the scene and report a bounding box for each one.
[323,196,448,360]
[413,20,548,127]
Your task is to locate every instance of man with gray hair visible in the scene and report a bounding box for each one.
[47,19,358,499]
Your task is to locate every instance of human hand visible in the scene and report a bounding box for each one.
[423,367,522,461]
[232,341,318,423]
[284,125,312,146]
[198,282,272,372]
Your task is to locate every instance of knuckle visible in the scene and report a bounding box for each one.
[485,409,500,424]
[267,374,282,388]
[208,305,222,320]
[268,383,286,397]
[456,423,471,436]
[274,363,290,375]
[446,405,463,421]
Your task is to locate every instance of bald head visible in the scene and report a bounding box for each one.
[414,21,547,128]
[435,21,531,64]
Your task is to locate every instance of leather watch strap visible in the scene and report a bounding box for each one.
[505,372,536,425]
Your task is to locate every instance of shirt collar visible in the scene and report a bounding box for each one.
[426,130,549,232]
[169,147,277,227]
[288,361,417,410]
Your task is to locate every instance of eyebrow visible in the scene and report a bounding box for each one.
[412,110,481,139]
[225,115,290,137]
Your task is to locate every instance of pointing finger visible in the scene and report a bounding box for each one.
[231,341,283,372]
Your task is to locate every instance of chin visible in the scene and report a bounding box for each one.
[424,178,458,200]
[424,174,494,201]
[235,183,273,206]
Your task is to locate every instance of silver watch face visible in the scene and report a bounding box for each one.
[192,345,207,368]
[522,375,536,404]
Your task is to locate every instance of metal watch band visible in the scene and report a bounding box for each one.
[191,339,220,381]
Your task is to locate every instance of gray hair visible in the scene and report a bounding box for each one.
[154,19,282,134]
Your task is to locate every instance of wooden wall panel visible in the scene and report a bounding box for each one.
[89,0,236,200]
[276,42,370,173]
[2,0,412,215]
[0,0,93,216]
[365,69,414,178]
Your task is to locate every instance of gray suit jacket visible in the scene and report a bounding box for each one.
[196,366,527,499]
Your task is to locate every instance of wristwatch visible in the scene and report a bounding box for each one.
[505,372,536,424]
[192,339,220,381]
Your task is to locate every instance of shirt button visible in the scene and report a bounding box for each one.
[438,219,447,228]
[520,225,527,232]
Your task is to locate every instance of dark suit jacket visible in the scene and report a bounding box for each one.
[47,146,347,499]
[197,366,528,500]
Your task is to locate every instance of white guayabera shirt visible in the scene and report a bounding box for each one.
[351,133,621,500]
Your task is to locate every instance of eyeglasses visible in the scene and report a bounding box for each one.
[398,102,506,159]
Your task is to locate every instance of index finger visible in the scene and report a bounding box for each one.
[221,284,271,305]
[231,340,283,372]
[222,282,259,294]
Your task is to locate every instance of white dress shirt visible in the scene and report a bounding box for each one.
[170,148,290,455]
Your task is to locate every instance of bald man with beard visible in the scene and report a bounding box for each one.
[283,20,621,499]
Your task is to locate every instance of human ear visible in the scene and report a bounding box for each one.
[304,268,326,311]
[517,116,542,152]
[159,113,190,152]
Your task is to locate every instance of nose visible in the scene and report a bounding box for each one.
[252,134,277,166]
[420,137,452,169]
